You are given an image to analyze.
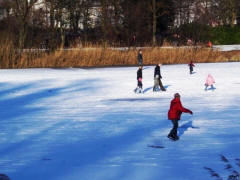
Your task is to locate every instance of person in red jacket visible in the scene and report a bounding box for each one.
[167,93,193,140]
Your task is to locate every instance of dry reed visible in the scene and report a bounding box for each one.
[0,44,240,68]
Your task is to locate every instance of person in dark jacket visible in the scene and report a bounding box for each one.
[137,50,143,65]
[188,61,195,74]
[167,93,193,140]
[134,66,143,93]
[153,64,166,91]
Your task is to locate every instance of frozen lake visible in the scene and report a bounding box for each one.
[0,62,239,180]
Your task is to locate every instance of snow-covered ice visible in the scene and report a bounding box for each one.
[213,45,240,51]
[0,62,239,180]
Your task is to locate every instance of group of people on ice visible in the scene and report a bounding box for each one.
[135,50,167,93]
[134,49,216,141]
[188,61,215,90]
[134,63,166,93]
[135,50,215,94]
[167,74,215,141]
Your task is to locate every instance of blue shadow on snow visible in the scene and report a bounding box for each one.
[104,97,168,103]
[143,85,171,93]
[178,121,199,137]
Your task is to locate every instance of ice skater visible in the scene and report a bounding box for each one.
[167,93,193,141]
[153,64,166,91]
[205,74,215,90]
[134,66,143,93]
[188,60,195,74]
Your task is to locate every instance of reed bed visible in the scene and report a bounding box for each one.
[0,44,240,68]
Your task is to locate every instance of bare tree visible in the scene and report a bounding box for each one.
[210,0,238,27]
[150,0,172,45]
[152,0,157,45]
[12,0,38,48]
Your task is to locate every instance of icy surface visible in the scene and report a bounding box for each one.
[213,44,240,51]
[0,62,239,180]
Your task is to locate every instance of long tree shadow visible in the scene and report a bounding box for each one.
[4,90,240,180]
[0,78,102,179]
[0,120,69,156]
[0,77,100,124]
[0,78,100,119]
[8,112,163,180]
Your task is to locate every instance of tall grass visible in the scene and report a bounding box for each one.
[0,44,240,68]
[0,38,46,69]
[0,39,16,68]
[31,47,239,68]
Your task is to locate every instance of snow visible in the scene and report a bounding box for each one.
[213,45,240,51]
[0,62,240,180]
[115,45,240,52]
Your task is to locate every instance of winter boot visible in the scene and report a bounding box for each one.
[168,134,179,141]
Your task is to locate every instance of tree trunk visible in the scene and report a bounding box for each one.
[19,23,28,49]
[231,12,236,27]
[50,0,55,29]
[100,0,108,41]
[60,27,65,49]
[152,0,157,46]
[59,9,65,49]
[13,0,37,48]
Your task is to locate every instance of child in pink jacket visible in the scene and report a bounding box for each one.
[205,74,215,90]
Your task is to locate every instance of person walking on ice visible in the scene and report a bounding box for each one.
[134,66,143,93]
[153,64,166,91]
[167,93,193,141]
[188,60,195,74]
[137,49,143,66]
[205,74,215,90]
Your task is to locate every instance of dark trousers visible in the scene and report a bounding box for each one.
[138,60,143,66]
[138,80,142,88]
[153,78,165,91]
[159,79,166,91]
[168,119,179,138]
[189,66,193,74]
